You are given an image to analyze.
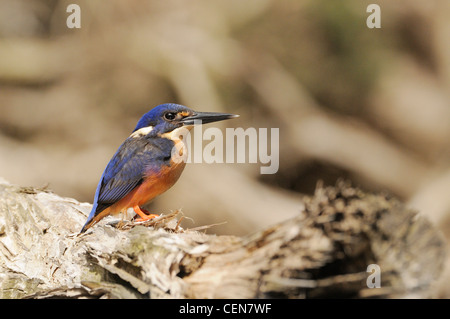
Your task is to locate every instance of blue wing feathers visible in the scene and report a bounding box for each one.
[85,135,174,224]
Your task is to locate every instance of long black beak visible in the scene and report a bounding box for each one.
[181,111,239,125]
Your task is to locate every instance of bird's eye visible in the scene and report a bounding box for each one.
[164,112,176,121]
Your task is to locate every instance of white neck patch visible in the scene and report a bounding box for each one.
[130,126,153,138]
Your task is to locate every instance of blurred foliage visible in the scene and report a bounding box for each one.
[0,0,449,248]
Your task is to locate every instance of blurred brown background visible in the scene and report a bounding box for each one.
[0,0,449,269]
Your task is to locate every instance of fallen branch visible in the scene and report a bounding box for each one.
[0,178,445,298]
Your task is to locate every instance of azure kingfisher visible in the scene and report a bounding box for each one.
[80,103,238,233]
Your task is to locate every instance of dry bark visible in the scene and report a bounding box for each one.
[0,178,446,299]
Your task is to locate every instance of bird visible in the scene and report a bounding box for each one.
[80,103,238,233]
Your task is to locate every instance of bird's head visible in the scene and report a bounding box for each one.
[132,103,238,137]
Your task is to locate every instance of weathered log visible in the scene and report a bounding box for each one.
[0,178,445,298]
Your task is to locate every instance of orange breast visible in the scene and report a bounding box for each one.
[108,131,189,216]
[136,160,186,206]
[108,160,186,215]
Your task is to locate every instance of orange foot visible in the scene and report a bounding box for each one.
[133,205,159,222]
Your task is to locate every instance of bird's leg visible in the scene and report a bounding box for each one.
[133,205,159,222]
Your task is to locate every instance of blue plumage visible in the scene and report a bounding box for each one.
[80,103,238,233]
[133,103,193,134]
[84,132,174,225]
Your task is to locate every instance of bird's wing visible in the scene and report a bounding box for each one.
[92,136,173,215]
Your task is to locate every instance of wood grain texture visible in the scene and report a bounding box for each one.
[0,178,445,298]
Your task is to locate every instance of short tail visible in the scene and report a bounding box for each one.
[80,218,96,233]
[80,205,108,233]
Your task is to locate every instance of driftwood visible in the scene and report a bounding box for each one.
[0,177,446,299]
